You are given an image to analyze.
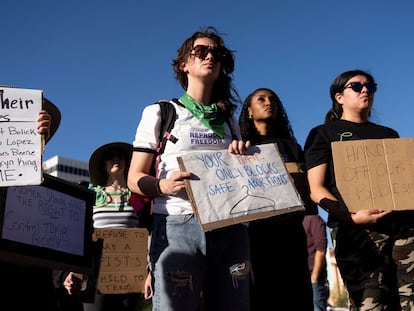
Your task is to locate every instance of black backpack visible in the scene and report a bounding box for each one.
[133,99,179,232]
[151,99,179,174]
[133,98,236,231]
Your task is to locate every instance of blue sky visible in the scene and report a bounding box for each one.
[3,0,413,164]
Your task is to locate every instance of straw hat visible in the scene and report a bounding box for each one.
[0,85,61,142]
[88,142,132,186]
[43,97,61,142]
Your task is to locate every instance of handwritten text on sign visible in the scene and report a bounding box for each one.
[3,185,86,255]
[332,138,414,212]
[177,143,304,231]
[0,87,43,186]
[93,228,149,294]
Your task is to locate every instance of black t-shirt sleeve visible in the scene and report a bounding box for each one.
[304,125,331,170]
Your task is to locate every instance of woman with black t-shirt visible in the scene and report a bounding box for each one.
[304,69,414,310]
[239,87,314,311]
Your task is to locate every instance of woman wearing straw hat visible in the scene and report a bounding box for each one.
[88,142,136,228]
[64,142,145,311]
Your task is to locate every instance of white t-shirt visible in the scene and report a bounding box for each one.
[132,100,240,215]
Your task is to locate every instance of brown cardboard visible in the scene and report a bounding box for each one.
[93,228,149,294]
[332,138,414,212]
[285,162,318,215]
[177,143,305,231]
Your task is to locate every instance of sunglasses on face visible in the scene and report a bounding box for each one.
[190,45,225,61]
[343,82,377,94]
[104,152,124,160]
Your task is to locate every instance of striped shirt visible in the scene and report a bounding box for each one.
[91,185,139,228]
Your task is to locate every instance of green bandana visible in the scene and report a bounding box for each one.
[179,93,225,138]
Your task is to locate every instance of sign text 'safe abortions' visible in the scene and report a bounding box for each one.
[177,143,305,231]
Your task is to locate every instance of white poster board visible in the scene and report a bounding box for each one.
[3,184,86,255]
[0,87,43,186]
[0,175,98,274]
[177,143,305,231]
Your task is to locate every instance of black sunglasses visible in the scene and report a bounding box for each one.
[190,45,225,61]
[343,82,377,94]
[103,151,124,160]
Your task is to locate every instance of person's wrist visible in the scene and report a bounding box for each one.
[319,198,354,225]
[156,178,164,196]
[137,176,163,197]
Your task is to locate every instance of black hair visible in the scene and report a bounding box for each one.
[325,69,375,123]
[239,88,297,144]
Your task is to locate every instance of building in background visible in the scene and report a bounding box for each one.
[43,155,89,184]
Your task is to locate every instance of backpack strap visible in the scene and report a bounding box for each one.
[152,99,236,176]
[156,99,179,155]
[152,99,180,177]
[131,99,180,232]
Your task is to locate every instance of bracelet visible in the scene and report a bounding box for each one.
[137,176,163,197]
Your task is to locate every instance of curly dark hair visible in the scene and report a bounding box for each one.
[239,88,297,144]
[172,26,240,118]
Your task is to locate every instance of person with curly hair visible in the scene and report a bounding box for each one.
[239,87,314,310]
[127,27,251,311]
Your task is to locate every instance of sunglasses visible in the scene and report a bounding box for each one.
[190,45,225,61]
[103,151,124,160]
[343,82,377,94]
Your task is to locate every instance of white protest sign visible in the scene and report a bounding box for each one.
[3,185,86,255]
[0,87,43,186]
[177,143,305,231]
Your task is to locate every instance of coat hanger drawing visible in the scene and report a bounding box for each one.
[230,185,276,215]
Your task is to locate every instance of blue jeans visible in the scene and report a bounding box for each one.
[312,280,329,311]
[149,213,251,311]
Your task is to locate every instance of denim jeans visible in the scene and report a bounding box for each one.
[149,213,251,311]
[312,280,329,311]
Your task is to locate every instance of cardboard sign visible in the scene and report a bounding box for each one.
[285,162,318,215]
[177,143,305,231]
[332,138,414,212]
[0,174,99,274]
[93,228,149,294]
[0,86,43,186]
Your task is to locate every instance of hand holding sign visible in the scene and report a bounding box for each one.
[0,87,43,186]
[177,143,305,231]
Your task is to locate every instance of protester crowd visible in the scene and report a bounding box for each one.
[2,26,414,311]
